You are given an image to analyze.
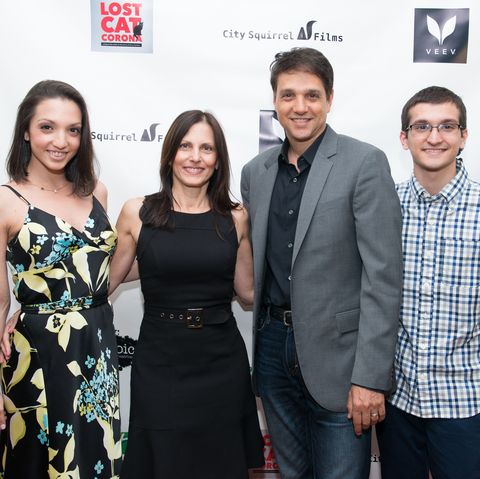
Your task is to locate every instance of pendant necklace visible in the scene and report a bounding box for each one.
[28,181,70,193]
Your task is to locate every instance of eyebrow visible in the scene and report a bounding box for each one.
[36,118,82,126]
[410,117,460,124]
[278,88,322,95]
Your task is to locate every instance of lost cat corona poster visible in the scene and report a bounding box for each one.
[91,0,153,53]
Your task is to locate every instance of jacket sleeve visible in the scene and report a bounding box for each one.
[240,163,251,214]
[350,149,403,392]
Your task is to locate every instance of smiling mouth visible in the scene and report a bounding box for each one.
[423,148,447,153]
[48,150,68,159]
[291,118,311,123]
[184,167,204,175]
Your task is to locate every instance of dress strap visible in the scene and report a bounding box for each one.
[2,185,31,205]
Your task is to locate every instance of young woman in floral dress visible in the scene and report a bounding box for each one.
[0,80,121,478]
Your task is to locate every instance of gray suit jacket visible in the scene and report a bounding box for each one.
[241,125,403,412]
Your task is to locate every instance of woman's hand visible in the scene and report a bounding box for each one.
[0,393,6,430]
[1,310,20,364]
[0,311,18,432]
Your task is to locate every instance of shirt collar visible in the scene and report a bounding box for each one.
[410,159,468,204]
[278,127,327,166]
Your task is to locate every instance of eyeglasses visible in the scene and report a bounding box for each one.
[406,123,464,136]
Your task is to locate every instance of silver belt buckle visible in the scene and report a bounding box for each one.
[187,308,203,329]
[283,310,292,327]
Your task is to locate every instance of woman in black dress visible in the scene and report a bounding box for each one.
[109,110,264,478]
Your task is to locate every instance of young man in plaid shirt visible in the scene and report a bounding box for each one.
[377,86,480,478]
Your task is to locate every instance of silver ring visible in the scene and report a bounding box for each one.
[370,412,379,417]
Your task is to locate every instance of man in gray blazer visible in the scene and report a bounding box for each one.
[241,47,403,479]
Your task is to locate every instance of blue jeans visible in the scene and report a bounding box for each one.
[377,402,480,479]
[255,312,371,479]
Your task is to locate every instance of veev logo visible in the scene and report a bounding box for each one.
[427,15,456,45]
[413,8,469,63]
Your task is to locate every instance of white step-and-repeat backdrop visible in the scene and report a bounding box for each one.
[1,1,478,477]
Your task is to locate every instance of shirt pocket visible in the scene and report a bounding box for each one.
[437,237,480,348]
[439,238,480,287]
[435,283,480,350]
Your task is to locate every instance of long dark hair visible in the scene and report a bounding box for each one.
[6,80,97,196]
[140,110,238,228]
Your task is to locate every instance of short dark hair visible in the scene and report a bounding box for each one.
[401,86,467,132]
[6,80,97,196]
[140,110,238,229]
[270,47,334,98]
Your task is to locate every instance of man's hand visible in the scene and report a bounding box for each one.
[347,384,386,436]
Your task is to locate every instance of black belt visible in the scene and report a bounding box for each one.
[267,304,293,327]
[144,304,232,329]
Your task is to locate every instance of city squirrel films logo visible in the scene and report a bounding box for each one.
[259,110,284,154]
[413,8,469,63]
[91,123,163,142]
[91,0,153,53]
[223,20,343,42]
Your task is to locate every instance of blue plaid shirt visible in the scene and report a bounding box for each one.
[389,160,480,418]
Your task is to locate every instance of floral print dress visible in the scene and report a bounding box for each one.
[0,186,121,479]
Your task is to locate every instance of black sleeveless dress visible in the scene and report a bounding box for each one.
[121,211,264,478]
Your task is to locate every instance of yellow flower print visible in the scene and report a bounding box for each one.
[29,245,41,255]
[45,312,88,352]
[48,435,80,478]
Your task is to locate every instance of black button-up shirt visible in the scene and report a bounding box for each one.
[264,131,325,308]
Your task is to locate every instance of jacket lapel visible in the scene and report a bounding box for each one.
[292,126,337,265]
